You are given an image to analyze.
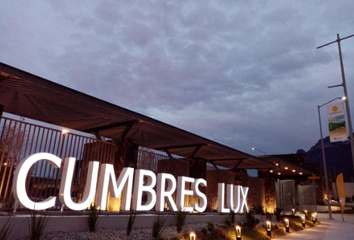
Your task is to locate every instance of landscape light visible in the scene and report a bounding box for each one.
[284,218,290,233]
[235,225,242,240]
[312,213,316,224]
[190,232,196,240]
[301,216,305,228]
[266,221,271,237]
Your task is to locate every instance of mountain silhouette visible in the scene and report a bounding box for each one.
[305,135,354,182]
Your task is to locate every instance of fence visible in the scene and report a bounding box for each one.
[0,117,170,211]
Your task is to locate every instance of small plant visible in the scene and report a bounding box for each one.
[275,208,283,222]
[152,214,166,239]
[207,222,214,231]
[126,210,137,236]
[252,205,264,214]
[175,210,188,233]
[265,211,274,221]
[88,203,100,233]
[28,211,49,240]
[0,214,15,240]
[244,211,260,229]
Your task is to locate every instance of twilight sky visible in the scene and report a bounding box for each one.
[1,0,354,156]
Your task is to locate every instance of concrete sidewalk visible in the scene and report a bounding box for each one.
[275,213,354,239]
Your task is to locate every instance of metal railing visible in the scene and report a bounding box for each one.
[0,117,116,210]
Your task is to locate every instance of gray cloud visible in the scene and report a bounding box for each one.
[1,0,354,155]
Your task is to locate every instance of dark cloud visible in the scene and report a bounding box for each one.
[1,0,354,155]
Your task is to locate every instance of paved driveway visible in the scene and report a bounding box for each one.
[275,213,354,239]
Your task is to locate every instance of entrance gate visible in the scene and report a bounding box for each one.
[276,180,295,211]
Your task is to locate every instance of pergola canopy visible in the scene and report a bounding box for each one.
[0,62,274,170]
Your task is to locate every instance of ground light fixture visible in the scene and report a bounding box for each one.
[284,218,290,233]
[235,225,241,240]
[266,221,271,237]
[301,216,306,228]
[292,208,295,215]
[190,232,196,240]
[312,213,316,224]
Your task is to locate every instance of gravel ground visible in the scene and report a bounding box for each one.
[37,222,206,240]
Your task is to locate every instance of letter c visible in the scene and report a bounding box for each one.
[12,153,62,210]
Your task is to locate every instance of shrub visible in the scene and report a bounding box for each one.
[207,222,214,231]
[244,211,260,229]
[252,205,264,214]
[28,211,49,240]
[152,214,166,239]
[175,210,188,233]
[265,211,274,221]
[88,203,100,233]
[0,214,15,240]
[275,208,283,222]
[126,210,137,236]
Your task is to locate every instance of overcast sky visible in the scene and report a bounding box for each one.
[1,1,354,156]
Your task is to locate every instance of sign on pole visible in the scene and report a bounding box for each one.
[327,102,347,142]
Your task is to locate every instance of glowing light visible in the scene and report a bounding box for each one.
[190,232,196,240]
[62,129,69,135]
[292,169,296,172]
[266,221,271,231]
[299,172,303,175]
[278,173,281,175]
[235,225,242,238]
[275,163,279,166]
[285,167,288,170]
[270,170,273,173]
[284,218,289,227]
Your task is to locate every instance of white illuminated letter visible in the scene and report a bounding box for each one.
[59,157,99,211]
[217,183,230,213]
[240,186,249,212]
[12,153,61,210]
[233,185,241,213]
[96,166,134,211]
[177,176,194,212]
[192,178,207,212]
[132,169,157,211]
[226,184,234,211]
[156,173,177,212]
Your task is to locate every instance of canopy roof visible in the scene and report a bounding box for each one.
[258,155,313,176]
[0,62,274,170]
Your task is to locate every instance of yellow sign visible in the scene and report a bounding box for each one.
[336,173,346,215]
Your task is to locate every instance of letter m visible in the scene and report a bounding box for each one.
[96,165,134,211]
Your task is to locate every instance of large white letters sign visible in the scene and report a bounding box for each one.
[13,152,249,213]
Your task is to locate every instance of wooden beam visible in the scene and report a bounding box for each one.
[83,120,139,132]
[156,143,206,150]
[230,159,244,171]
[164,149,174,160]
[189,144,203,158]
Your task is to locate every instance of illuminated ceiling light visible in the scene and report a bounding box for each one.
[278,173,281,175]
[275,163,279,166]
[292,170,296,172]
[285,167,288,170]
[270,170,273,173]
[299,172,303,175]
